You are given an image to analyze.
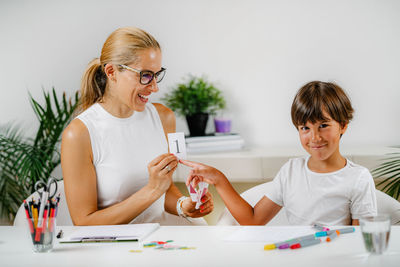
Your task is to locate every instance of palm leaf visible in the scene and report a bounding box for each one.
[0,170,28,220]
[372,151,400,199]
[0,88,79,221]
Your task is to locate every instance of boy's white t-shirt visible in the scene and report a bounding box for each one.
[264,156,377,225]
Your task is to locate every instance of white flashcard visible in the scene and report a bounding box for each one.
[187,181,209,209]
[167,132,187,160]
[196,182,209,209]
[187,184,198,202]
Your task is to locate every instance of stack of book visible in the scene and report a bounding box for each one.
[186,133,245,154]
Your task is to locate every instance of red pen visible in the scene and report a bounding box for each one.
[42,202,49,228]
[23,200,34,235]
[35,202,49,242]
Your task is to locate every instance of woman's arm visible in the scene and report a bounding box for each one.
[61,119,176,225]
[153,103,213,217]
[180,160,281,225]
[153,103,182,214]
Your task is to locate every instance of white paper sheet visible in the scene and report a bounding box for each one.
[224,226,316,243]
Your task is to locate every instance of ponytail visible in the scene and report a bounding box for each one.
[78,58,107,113]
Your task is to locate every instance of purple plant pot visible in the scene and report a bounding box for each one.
[214,118,231,133]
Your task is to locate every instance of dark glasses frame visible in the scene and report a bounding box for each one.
[119,64,166,85]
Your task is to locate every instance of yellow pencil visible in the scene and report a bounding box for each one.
[33,205,38,229]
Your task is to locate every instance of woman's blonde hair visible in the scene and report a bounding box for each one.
[78,27,161,113]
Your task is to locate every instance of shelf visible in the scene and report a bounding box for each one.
[173,145,399,182]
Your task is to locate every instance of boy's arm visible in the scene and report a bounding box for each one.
[180,159,282,225]
[218,177,282,225]
[352,219,360,225]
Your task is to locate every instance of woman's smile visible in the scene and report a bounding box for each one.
[138,93,149,103]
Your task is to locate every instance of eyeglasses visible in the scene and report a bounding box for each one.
[119,64,166,85]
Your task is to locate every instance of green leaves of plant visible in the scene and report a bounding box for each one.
[372,152,400,200]
[0,88,79,221]
[162,76,226,116]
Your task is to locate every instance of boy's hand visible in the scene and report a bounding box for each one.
[181,191,214,217]
[179,159,225,187]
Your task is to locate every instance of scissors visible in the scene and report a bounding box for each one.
[34,178,58,229]
[34,177,58,201]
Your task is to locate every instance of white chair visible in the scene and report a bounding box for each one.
[216,182,400,225]
[376,189,400,225]
[14,180,207,226]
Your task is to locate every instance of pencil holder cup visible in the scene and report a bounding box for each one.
[360,214,391,254]
[26,217,56,253]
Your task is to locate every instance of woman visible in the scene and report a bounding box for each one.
[61,27,213,225]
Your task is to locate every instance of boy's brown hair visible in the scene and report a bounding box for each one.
[291,81,354,128]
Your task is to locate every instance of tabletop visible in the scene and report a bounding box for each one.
[1,225,400,267]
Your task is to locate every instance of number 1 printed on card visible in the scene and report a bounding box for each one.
[167,132,187,160]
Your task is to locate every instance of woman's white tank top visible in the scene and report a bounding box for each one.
[76,103,168,223]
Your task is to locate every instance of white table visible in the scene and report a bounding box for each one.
[1,226,400,267]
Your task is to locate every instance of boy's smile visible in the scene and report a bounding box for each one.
[297,111,348,172]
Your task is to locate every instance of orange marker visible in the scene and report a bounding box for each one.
[326,230,340,242]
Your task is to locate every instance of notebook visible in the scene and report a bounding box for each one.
[59,223,160,243]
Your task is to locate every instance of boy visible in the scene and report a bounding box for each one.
[180,81,377,225]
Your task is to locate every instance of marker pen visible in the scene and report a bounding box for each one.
[264,244,276,250]
[313,224,330,231]
[290,238,321,249]
[327,227,355,235]
[24,200,35,241]
[315,231,328,237]
[265,233,317,250]
[55,194,60,217]
[326,230,340,242]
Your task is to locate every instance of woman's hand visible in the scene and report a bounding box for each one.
[147,153,178,193]
[179,159,226,187]
[181,191,214,217]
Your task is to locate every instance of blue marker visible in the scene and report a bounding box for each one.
[315,231,328,237]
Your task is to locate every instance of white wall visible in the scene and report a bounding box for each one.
[1,0,399,147]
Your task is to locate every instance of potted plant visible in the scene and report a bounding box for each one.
[372,150,400,200]
[162,75,226,136]
[0,88,79,222]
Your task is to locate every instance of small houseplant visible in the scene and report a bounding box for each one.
[0,88,79,222]
[162,75,226,136]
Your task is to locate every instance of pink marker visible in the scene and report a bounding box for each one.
[313,224,330,231]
